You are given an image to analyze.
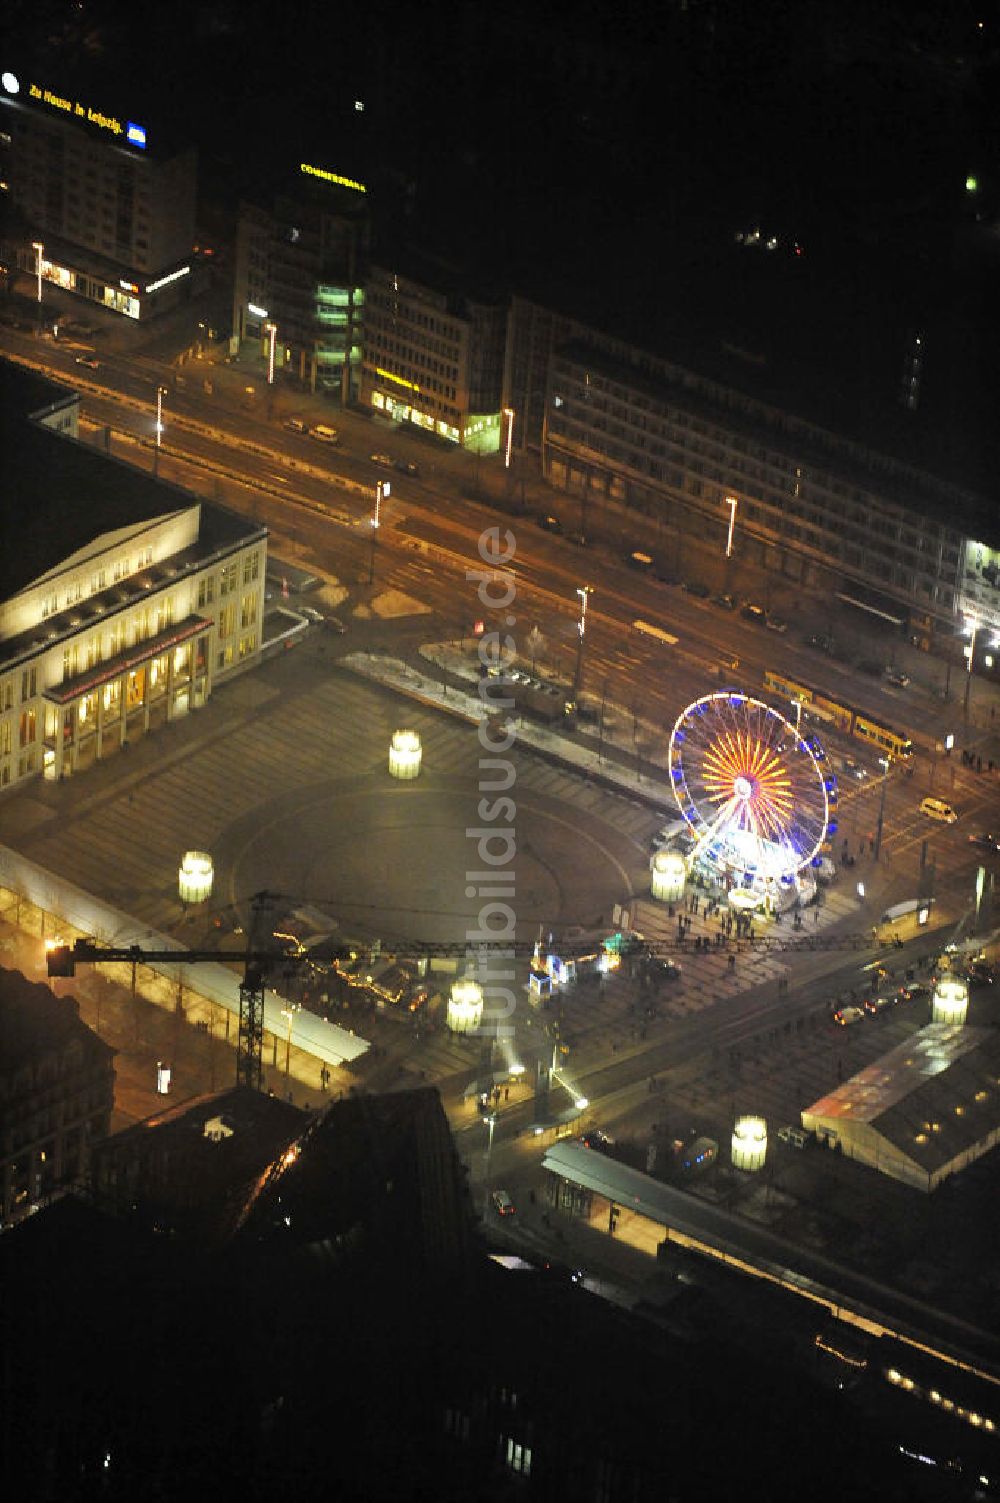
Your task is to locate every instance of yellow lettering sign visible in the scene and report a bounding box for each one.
[375,367,420,393]
[28,83,125,140]
[300,162,367,195]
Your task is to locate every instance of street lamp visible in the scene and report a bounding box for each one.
[856,881,865,900]
[483,1111,497,1212]
[280,1006,296,1081]
[32,240,43,304]
[724,494,738,558]
[368,478,389,586]
[265,321,277,385]
[963,617,979,719]
[792,696,804,736]
[502,406,514,469]
[572,585,592,703]
[873,755,890,861]
[156,385,167,447]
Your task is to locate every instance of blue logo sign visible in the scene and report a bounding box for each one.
[126,121,147,149]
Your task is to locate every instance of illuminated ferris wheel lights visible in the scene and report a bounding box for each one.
[668,691,834,882]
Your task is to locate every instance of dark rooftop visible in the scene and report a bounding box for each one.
[232,1086,474,1273]
[0,964,114,1073]
[0,359,263,606]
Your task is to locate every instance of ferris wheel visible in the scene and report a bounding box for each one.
[667,692,835,883]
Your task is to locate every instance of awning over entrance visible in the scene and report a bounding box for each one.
[43,615,212,705]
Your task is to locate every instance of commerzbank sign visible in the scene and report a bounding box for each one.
[300,162,366,194]
[0,71,146,149]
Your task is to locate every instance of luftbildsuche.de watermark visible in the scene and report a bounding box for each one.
[465,525,518,1040]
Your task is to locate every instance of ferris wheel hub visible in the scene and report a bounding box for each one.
[734,775,753,801]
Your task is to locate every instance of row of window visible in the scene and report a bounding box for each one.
[557,352,971,538]
[367,288,462,352]
[549,440,957,610]
[217,631,258,671]
[548,395,961,587]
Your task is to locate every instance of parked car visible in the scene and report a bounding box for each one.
[777,1125,811,1149]
[283,416,308,433]
[833,1006,865,1027]
[899,981,931,1003]
[394,459,420,476]
[581,1129,615,1152]
[491,1189,515,1217]
[840,757,869,781]
[566,531,589,548]
[766,615,789,634]
[627,550,654,571]
[864,993,897,1016]
[310,424,339,444]
[682,580,709,598]
[807,632,834,653]
[741,603,767,624]
[968,832,1000,851]
[711,593,737,610]
[883,669,910,688]
[324,615,348,635]
[649,957,682,981]
[537,514,563,534]
[74,355,100,370]
[370,451,393,467]
[919,796,958,824]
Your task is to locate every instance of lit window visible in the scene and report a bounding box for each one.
[505,1439,531,1476]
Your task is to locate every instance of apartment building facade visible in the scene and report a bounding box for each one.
[505,296,998,643]
[0,68,197,320]
[361,261,506,449]
[0,966,115,1225]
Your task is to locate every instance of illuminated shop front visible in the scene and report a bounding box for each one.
[17,245,193,321]
[42,618,212,778]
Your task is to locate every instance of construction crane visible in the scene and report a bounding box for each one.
[45,893,357,1092]
[44,904,903,1093]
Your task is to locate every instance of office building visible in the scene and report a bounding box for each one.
[0,68,197,320]
[361,258,507,448]
[0,361,266,791]
[232,161,368,399]
[504,295,1000,644]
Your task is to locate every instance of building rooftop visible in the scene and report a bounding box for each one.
[0,964,114,1075]
[232,1086,473,1272]
[803,1023,1000,1173]
[0,359,264,609]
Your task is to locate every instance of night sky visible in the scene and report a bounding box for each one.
[7,0,995,482]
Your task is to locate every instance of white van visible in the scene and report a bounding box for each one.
[649,818,691,854]
[919,797,958,824]
[310,423,339,444]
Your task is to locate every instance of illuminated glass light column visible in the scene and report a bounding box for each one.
[178,850,214,904]
[447,979,483,1034]
[650,850,686,903]
[388,729,422,779]
[731,1115,767,1172]
[932,977,969,1026]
